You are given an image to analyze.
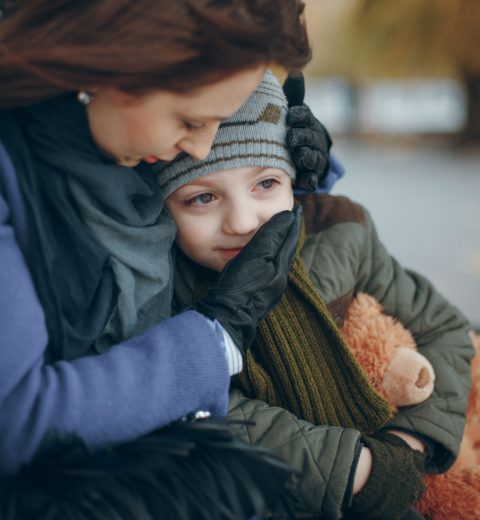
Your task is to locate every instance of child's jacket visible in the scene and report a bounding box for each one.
[226,193,473,519]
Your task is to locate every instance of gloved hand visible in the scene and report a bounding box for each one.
[195,207,301,352]
[283,72,332,192]
[351,431,426,520]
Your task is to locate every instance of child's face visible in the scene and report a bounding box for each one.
[166,166,294,272]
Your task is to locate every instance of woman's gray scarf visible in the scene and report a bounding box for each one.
[9,94,175,359]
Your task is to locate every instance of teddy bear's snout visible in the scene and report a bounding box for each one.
[382,347,435,406]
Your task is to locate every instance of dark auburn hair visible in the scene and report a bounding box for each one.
[0,0,311,107]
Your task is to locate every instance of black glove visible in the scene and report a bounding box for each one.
[283,72,332,192]
[196,207,301,352]
[350,432,426,520]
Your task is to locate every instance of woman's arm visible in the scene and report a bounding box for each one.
[0,191,230,475]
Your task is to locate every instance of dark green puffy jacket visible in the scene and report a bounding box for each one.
[227,194,473,519]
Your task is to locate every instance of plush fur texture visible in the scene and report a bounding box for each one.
[416,331,480,520]
[340,293,480,520]
[341,293,435,410]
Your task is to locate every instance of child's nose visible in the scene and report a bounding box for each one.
[222,201,260,236]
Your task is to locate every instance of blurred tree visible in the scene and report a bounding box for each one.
[305,0,480,142]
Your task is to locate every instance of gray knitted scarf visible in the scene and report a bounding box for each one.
[18,94,175,357]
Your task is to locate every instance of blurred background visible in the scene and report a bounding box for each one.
[301,0,480,328]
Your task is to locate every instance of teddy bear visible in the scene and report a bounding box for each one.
[340,293,480,520]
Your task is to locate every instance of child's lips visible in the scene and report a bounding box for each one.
[218,247,244,259]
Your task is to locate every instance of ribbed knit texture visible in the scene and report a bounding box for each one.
[232,222,392,432]
[156,70,295,198]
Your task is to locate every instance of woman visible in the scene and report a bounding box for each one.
[0,0,335,491]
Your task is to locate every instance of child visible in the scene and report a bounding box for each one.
[157,71,473,519]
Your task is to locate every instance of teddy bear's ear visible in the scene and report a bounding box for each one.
[350,293,383,320]
[356,292,383,311]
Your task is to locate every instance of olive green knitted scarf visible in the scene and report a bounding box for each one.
[238,256,391,432]
[174,225,392,433]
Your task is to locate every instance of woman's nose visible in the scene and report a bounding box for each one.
[178,123,220,160]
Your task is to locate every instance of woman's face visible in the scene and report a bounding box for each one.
[86,65,266,167]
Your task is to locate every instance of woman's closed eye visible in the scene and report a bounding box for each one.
[182,120,205,131]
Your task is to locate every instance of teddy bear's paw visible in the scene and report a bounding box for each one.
[382,347,435,407]
[416,471,480,520]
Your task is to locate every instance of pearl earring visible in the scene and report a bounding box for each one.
[77,91,93,105]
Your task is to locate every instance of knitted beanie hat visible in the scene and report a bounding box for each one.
[157,69,296,198]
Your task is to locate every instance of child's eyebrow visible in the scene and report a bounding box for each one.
[247,166,268,177]
[177,178,219,190]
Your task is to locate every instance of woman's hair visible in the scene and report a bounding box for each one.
[0,0,311,107]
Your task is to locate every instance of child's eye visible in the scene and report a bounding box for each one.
[257,178,279,191]
[185,192,215,206]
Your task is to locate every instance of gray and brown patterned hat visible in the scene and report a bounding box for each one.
[156,69,295,198]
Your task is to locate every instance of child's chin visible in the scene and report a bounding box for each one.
[200,258,224,273]
[215,258,231,273]
[215,262,226,273]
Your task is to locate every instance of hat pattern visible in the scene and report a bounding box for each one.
[156,70,295,198]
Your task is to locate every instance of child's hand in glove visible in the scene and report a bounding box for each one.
[196,207,301,352]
